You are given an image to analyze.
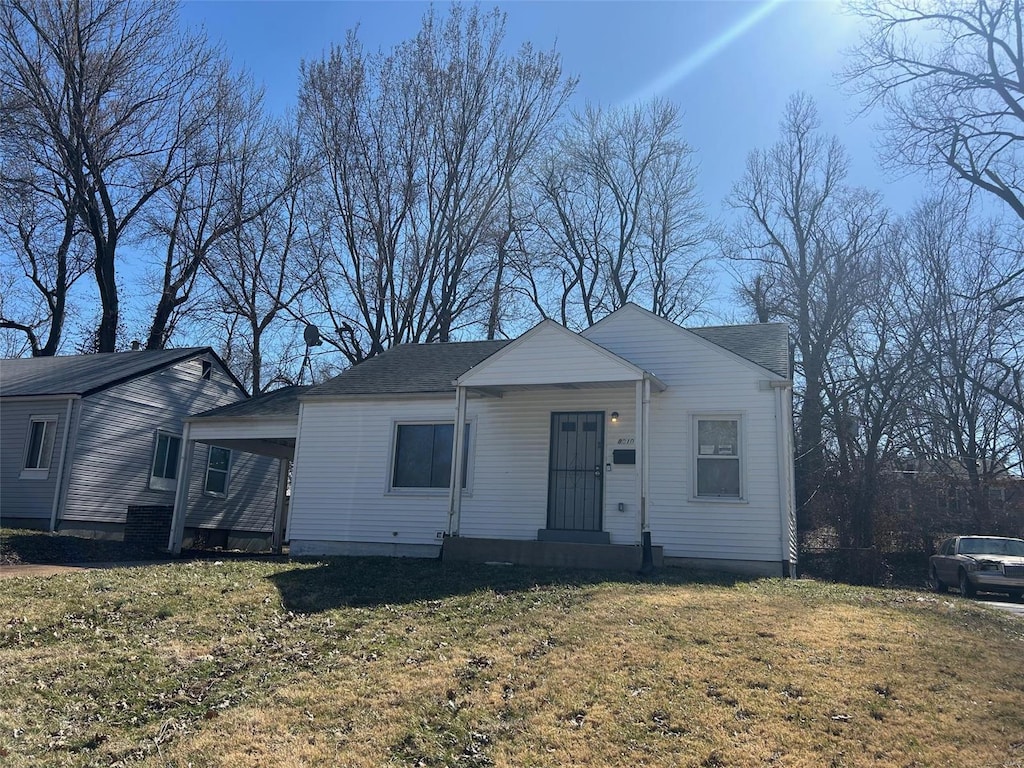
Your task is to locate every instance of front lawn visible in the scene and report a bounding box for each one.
[1,556,1021,767]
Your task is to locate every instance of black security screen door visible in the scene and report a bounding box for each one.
[547,411,604,531]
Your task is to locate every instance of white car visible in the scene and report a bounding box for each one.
[929,536,1024,599]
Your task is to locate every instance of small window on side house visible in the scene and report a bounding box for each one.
[201,359,212,380]
[693,416,742,499]
[205,446,231,496]
[150,431,181,491]
[21,416,57,478]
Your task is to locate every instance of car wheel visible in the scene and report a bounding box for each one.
[930,567,947,593]
[958,569,977,599]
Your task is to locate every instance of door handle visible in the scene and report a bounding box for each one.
[594,465,602,478]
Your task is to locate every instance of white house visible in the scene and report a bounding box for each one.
[271,304,795,576]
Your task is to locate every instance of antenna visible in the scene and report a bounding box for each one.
[298,324,322,385]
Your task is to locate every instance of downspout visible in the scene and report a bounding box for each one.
[48,397,75,532]
[771,379,795,577]
[641,376,653,572]
[447,385,468,537]
[167,421,194,555]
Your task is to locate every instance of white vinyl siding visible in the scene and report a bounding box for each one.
[290,305,791,567]
[584,306,785,563]
[21,415,58,477]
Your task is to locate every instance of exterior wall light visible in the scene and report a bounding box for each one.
[610,411,619,423]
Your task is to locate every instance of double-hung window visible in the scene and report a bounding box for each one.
[204,446,231,496]
[22,415,58,478]
[694,416,743,499]
[150,431,181,491]
[392,423,470,490]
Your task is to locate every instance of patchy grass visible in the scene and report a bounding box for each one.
[1,557,1022,768]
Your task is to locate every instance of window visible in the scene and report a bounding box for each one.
[392,423,470,490]
[22,416,57,477]
[204,446,231,496]
[694,417,742,499]
[150,431,181,491]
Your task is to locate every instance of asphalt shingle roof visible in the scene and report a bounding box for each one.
[194,385,310,419]
[691,323,790,378]
[304,340,510,398]
[0,348,214,398]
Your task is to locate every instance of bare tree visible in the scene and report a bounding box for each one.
[0,160,89,355]
[140,67,288,351]
[822,225,927,551]
[901,197,1023,530]
[726,93,889,530]
[846,0,1024,219]
[1,0,217,352]
[298,5,574,364]
[204,123,319,394]
[526,100,714,328]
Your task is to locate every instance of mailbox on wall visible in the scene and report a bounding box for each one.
[612,449,636,465]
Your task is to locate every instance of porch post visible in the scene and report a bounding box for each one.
[271,458,291,554]
[447,385,468,536]
[634,380,644,545]
[167,421,194,555]
[640,376,653,571]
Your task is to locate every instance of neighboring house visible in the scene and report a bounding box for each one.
[0,348,280,549]
[264,304,795,576]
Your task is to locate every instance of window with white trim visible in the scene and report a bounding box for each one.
[391,423,470,490]
[204,446,231,496]
[150,431,181,491]
[22,415,57,477]
[693,416,742,499]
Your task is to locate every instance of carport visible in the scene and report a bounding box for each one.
[168,385,307,555]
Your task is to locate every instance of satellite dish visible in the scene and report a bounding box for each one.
[303,324,322,347]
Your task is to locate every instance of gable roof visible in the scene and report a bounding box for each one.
[0,348,235,398]
[304,340,510,398]
[585,304,791,378]
[689,324,790,378]
[456,319,664,390]
[193,384,310,420]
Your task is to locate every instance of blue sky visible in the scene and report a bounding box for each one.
[179,0,926,217]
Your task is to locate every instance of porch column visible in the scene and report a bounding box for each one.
[447,385,468,536]
[271,458,291,554]
[634,380,644,545]
[640,376,654,571]
[167,421,194,555]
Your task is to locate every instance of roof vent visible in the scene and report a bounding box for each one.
[130,340,141,351]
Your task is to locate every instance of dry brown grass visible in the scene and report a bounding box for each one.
[1,557,1021,767]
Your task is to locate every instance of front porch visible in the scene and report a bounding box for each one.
[442,535,664,570]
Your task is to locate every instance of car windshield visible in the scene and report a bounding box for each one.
[959,537,1024,556]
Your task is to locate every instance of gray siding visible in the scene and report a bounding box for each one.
[0,397,74,526]
[61,357,275,530]
[184,443,279,532]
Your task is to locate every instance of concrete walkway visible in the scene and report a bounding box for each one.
[0,560,171,579]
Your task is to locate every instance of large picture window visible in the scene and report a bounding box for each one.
[150,431,181,491]
[22,415,57,477]
[694,417,742,499]
[204,446,231,496]
[392,423,470,490]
